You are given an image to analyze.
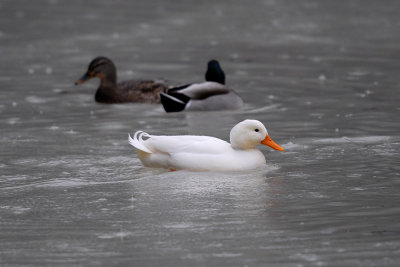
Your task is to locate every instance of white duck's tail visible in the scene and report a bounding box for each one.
[128,131,153,153]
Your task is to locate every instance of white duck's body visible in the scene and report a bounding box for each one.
[128,120,284,172]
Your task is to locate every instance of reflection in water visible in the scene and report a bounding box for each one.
[264,173,285,217]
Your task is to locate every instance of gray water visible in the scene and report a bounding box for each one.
[1,0,400,266]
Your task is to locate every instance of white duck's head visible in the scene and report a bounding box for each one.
[230,119,284,151]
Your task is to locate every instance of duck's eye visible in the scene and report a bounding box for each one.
[255,129,259,132]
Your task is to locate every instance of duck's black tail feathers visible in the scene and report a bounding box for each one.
[160,92,189,113]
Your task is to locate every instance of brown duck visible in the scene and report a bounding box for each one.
[75,57,167,103]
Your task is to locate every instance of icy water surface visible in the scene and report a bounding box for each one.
[1,0,400,266]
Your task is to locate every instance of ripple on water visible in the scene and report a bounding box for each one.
[96,231,134,239]
[241,104,282,113]
[313,136,391,144]
[212,252,243,258]
[25,96,50,104]
[7,117,20,125]
[0,206,31,215]
[282,141,309,151]
[96,121,129,131]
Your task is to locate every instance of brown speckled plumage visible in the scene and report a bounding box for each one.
[95,79,166,103]
[75,57,167,104]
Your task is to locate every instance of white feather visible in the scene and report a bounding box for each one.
[128,131,152,153]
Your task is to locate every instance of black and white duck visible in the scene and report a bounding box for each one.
[160,60,243,112]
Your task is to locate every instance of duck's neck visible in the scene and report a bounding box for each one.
[230,134,257,150]
[99,72,117,87]
[206,66,225,84]
[231,142,256,150]
[95,73,120,103]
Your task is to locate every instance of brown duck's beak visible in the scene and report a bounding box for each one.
[75,72,91,85]
[261,135,284,151]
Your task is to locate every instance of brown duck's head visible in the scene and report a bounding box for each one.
[75,56,117,86]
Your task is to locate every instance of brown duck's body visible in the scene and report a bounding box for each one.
[95,80,166,103]
[75,56,167,104]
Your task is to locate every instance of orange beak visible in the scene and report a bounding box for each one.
[261,135,284,151]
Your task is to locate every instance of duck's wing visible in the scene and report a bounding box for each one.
[130,134,231,155]
[161,82,233,112]
[120,80,166,92]
[119,80,167,103]
[167,82,230,100]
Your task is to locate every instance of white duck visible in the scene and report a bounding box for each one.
[128,119,284,171]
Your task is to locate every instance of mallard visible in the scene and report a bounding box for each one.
[160,60,243,112]
[75,56,167,103]
[128,119,284,171]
